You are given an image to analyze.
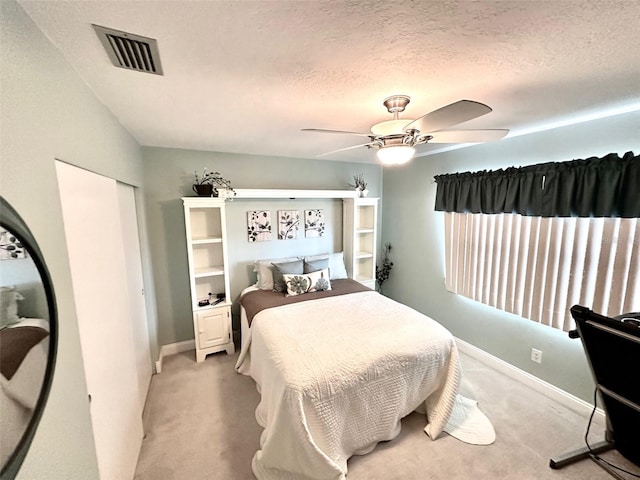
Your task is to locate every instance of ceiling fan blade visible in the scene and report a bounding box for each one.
[404,100,493,134]
[428,129,509,144]
[302,128,372,137]
[317,142,376,157]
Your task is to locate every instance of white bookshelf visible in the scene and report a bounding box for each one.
[343,198,379,290]
[182,197,234,362]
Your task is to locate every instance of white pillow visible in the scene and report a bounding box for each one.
[282,268,332,297]
[0,286,23,328]
[253,256,300,290]
[305,252,348,280]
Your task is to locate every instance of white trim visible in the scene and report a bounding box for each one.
[181,197,226,207]
[155,340,195,374]
[234,189,359,199]
[455,337,606,425]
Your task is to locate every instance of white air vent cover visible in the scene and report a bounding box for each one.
[93,24,163,75]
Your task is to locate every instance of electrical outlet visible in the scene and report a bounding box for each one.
[531,348,542,364]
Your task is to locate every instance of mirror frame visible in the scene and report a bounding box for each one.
[0,197,58,480]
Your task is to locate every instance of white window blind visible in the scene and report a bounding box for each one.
[443,212,640,331]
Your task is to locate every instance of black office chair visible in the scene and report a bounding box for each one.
[549,306,640,479]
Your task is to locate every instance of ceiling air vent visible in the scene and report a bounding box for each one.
[92,24,163,75]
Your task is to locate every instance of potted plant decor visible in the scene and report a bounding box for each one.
[376,242,393,294]
[348,173,368,197]
[193,168,236,197]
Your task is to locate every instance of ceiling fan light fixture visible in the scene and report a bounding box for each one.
[377,145,415,166]
[303,96,508,162]
[382,95,411,114]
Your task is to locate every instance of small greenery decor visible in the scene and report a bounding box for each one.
[193,168,235,196]
[348,173,367,191]
[376,242,393,293]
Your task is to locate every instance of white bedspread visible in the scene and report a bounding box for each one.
[0,318,49,466]
[236,291,462,480]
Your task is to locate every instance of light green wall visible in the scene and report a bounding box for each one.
[141,147,382,344]
[381,110,640,402]
[1,1,149,477]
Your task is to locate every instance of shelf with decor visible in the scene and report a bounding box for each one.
[182,197,234,362]
[343,198,379,290]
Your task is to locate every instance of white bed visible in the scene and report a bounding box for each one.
[235,280,472,480]
[0,318,49,466]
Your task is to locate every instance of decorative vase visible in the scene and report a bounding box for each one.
[192,184,214,197]
[217,188,235,199]
[359,189,369,198]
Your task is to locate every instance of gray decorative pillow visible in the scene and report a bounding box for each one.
[305,252,348,280]
[272,259,304,293]
[303,257,329,273]
[254,256,299,290]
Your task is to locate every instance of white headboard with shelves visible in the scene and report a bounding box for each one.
[226,197,345,302]
[218,189,378,322]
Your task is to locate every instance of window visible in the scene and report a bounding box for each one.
[435,151,639,331]
[443,212,639,331]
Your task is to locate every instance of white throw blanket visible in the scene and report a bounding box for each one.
[236,291,476,480]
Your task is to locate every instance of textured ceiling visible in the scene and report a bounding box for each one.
[18,0,640,163]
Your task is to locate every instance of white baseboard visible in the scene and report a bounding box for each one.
[455,337,606,425]
[155,340,195,374]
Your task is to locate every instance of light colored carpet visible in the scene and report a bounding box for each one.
[134,346,638,479]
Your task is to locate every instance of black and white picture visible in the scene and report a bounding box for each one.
[0,227,26,259]
[305,209,325,238]
[278,210,299,240]
[247,211,272,242]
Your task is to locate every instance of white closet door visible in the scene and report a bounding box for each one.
[117,183,152,413]
[56,161,143,480]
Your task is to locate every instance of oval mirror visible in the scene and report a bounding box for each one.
[0,197,57,479]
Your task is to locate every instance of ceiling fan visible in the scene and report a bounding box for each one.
[302,95,509,165]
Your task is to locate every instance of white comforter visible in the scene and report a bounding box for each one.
[0,318,49,466]
[236,290,462,480]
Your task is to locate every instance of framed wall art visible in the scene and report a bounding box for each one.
[0,227,27,259]
[247,211,272,242]
[304,209,325,238]
[278,210,299,240]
